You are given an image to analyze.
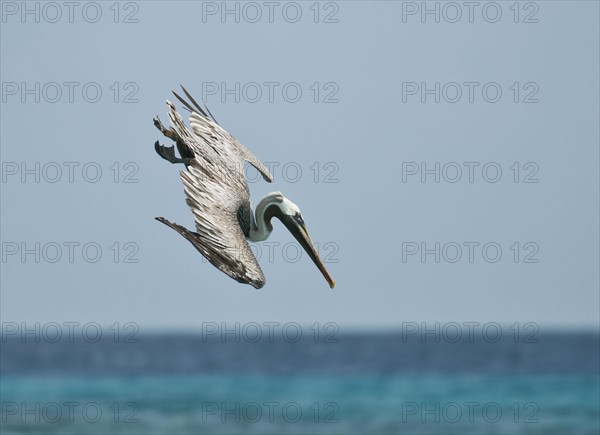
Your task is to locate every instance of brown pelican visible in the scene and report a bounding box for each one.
[153,86,335,289]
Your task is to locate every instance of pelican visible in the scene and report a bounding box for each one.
[153,86,335,289]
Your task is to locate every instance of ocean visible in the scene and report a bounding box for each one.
[1,330,598,434]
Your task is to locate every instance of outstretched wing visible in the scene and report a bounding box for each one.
[157,162,265,289]
[171,86,273,182]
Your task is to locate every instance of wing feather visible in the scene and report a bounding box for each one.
[179,163,265,288]
[166,88,273,182]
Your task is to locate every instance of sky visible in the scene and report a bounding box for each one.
[1,1,598,331]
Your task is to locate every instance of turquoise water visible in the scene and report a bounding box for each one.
[1,333,599,434]
[2,375,599,434]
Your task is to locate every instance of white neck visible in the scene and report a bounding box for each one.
[248,192,282,242]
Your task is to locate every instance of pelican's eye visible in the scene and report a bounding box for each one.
[295,213,305,226]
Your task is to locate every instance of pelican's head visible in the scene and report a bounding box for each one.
[263,192,335,289]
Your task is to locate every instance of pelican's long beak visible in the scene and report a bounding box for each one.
[281,215,336,289]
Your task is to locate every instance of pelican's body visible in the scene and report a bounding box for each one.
[153,87,335,289]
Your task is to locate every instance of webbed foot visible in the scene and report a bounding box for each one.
[154,141,191,165]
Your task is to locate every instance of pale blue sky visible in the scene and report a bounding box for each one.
[1,1,598,330]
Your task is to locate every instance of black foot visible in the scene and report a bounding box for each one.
[154,141,191,164]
